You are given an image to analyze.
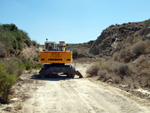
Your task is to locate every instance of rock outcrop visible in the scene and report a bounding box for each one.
[90,19,150,56]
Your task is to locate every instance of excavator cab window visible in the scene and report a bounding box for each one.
[44,42,57,51]
[43,41,66,51]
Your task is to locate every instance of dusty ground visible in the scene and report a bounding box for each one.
[1,63,150,113]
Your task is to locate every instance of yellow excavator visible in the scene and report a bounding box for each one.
[39,40,83,78]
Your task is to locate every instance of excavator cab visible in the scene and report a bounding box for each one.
[44,42,57,51]
[44,41,66,51]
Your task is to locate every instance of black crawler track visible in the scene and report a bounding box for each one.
[39,64,83,78]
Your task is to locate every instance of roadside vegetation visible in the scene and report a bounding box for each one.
[87,19,150,92]
[0,24,42,104]
[87,39,150,90]
[0,58,24,103]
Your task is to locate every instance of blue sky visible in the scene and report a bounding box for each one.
[0,0,150,44]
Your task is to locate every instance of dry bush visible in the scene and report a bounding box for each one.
[113,48,134,63]
[140,68,150,75]
[148,78,150,86]
[98,70,108,80]
[4,60,18,75]
[112,75,122,84]
[86,63,100,77]
[131,41,147,55]
[87,59,139,87]
[100,61,134,80]
[119,65,129,75]
[123,76,134,88]
[2,58,25,76]
[110,62,122,73]
[138,76,150,87]
[99,62,111,71]
[105,74,112,81]
[112,62,134,76]
[113,52,120,61]
[97,61,123,83]
[120,51,127,59]
[135,55,147,64]
[144,40,150,53]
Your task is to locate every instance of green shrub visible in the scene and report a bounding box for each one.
[0,42,7,58]
[32,40,37,46]
[10,24,18,31]
[4,60,18,75]
[17,63,25,76]
[2,24,10,31]
[34,63,43,69]
[21,58,32,70]
[33,56,39,62]
[0,62,16,104]
[0,58,25,103]
[143,19,150,28]
[24,39,31,47]
[25,62,31,70]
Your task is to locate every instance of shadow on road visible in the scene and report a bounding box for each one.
[31,74,79,81]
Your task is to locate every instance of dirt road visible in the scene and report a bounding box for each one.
[1,63,150,113]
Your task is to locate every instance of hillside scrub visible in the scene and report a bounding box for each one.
[0,63,16,104]
[86,60,144,87]
[0,58,25,104]
[0,24,42,104]
[131,41,147,55]
[87,39,150,89]
[87,19,150,92]
[0,24,39,58]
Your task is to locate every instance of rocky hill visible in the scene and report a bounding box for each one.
[90,19,150,56]
[87,19,150,98]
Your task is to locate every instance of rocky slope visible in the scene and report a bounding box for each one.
[87,19,150,98]
[90,19,150,56]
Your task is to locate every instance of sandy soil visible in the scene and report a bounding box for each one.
[1,63,150,113]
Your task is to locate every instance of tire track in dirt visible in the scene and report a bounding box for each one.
[1,63,150,113]
[20,76,150,113]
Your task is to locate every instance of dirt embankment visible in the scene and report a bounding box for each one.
[0,63,150,113]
